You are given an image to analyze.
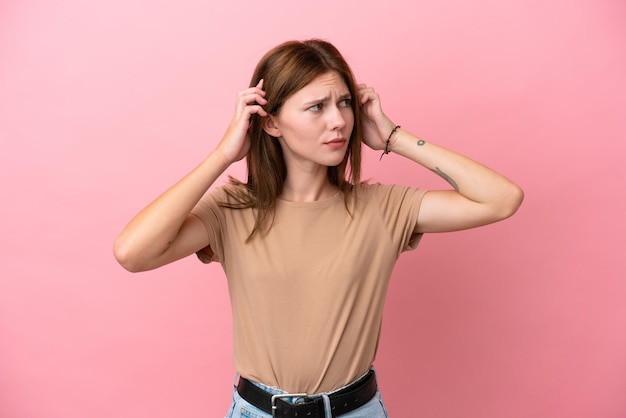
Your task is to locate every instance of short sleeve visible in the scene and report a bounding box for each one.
[373,184,427,254]
[190,187,228,264]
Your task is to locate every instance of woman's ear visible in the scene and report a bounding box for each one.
[263,116,281,138]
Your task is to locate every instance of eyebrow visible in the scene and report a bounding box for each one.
[302,92,352,106]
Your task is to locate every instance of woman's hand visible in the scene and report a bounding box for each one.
[216,79,268,164]
[358,84,396,151]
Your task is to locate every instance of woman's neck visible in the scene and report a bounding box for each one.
[280,167,338,203]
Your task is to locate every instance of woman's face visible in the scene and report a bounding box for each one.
[267,71,354,170]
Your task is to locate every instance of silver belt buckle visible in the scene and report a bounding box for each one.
[271,393,308,418]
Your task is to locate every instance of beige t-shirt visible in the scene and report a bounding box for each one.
[191,183,426,393]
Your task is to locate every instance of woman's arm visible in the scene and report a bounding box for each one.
[113,81,268,272]
[358,84,523,233]
[113,152,229,272]
[385,130,523,232]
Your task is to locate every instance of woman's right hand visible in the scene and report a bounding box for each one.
[216,79,268,164]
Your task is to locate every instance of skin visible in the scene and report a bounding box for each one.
[113,72,523,272]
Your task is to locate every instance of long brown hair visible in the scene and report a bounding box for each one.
[223,39,363,240]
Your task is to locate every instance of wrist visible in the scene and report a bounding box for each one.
[211,147,236,170]
[379,124,401,160]
[387,125,402,149]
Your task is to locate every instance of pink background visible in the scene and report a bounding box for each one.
[1,1,625,417]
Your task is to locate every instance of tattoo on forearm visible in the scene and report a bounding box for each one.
[415,139,458,191]
[432,167,459,191]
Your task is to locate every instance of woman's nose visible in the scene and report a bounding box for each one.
[328,105,346,130]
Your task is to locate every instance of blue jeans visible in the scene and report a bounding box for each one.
[224,371,390,418]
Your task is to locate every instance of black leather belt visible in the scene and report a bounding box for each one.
[236,369,378,418]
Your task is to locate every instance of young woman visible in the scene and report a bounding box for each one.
[114,39,523,418]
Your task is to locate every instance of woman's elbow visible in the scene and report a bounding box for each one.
[497,184,524,220]
[113,238,146,273]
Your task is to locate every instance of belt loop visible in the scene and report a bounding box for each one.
[321,394,332,418]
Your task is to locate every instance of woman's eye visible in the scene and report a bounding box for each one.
[309,103,322,111]
[340,98,352,107]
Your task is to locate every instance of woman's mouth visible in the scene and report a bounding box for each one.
[325,138,347,149]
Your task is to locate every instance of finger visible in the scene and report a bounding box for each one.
[251,105,268,117]
[357,84,376,99]
[242,101,268,118]
[239,89,266,101]
[357,83,375,93]
[246,94,268,105]
[359,90,376,105]
[238,87,266,104]
[238,93,268,112]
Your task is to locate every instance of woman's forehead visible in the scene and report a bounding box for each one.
[289,71,350,100]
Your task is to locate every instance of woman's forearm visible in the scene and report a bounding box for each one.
[389,128,524,222]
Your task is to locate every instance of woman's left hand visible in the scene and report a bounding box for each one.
[358,84,396,151]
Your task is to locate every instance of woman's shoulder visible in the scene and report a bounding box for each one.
[356,182,426,203]
[220,181,249,195]
[356,181,413,194]
[196,180,250,206]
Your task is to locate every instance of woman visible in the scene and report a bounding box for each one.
[114,39,523,418]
